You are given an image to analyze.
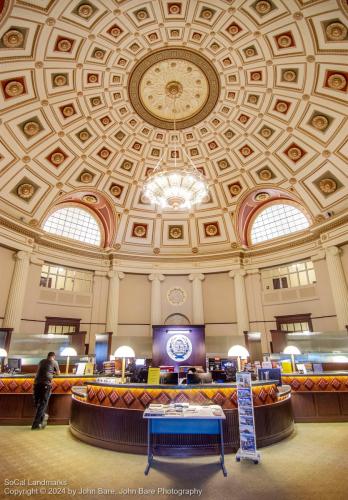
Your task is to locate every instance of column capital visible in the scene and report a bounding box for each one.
[325,246,341,257]
[94,270,108,278]
[311,250,326,262]
[188,273,205,282]
[148,273,165,282]
[14,250,30,262]
[30,255,44,265]
[246,268,260,276]
[107,270,125,280]
[228,269,247,278]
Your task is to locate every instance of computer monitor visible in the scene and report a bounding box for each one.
[7,358,22,371]
[187,372,213,384]
[257,368,282,386]
[186,373,201,385]
[212,370,227,383]
[161,372,179,385]
[135,358,145,366]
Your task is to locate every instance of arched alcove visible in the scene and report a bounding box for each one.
[164,313,191,326]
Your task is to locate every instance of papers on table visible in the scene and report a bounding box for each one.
[144,403,224,418]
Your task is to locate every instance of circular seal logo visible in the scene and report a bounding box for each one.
[166,335,192,362]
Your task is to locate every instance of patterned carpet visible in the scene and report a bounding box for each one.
[0,423,347,500]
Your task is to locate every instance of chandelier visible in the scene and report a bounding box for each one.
[142,93,209,210]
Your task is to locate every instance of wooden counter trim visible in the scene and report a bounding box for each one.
[282,374,348,393]
[0,377,98,395]
[70,393,294,456]
[84,383,279,410]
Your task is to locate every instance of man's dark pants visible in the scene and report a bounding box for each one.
[32,383,51,427]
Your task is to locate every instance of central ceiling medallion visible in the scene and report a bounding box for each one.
[128,47,220,129]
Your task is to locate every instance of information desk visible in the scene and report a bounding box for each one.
[70,381,293,456]
[282,372,348,422]
[0,375,100,424]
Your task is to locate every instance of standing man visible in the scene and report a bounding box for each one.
[32,351,60,430]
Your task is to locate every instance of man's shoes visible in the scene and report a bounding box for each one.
[41,419,47,429]
[31,424,42,430]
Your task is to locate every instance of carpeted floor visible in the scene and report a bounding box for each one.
[0,423,347,500]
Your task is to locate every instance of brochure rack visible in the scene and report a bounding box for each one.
[235,372,261,464]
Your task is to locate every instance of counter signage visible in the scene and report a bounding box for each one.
[235,372,261,465]
[147,367,161,385]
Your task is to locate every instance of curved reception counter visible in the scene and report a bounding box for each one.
[70,381,294,456]
[0,375,99,425]
[282,372,348,422]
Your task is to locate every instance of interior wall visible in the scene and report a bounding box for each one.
[1,239,347,359]
[0,246,15,318]
[161,275,193,325]
[260,258,338,333]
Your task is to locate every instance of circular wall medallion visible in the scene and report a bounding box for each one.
[167,287,187,306]
[255,192,271,202]
[283,70,297,82]
[311,115,329,130]
[17,183,34,199]
[2,29,24,48]
[277,35,292,48]
[259,169,272,180]
[166,334,192,362]
[128,47,220,129]
[134,225,146,237]
[255,1,272,14]
[50,152,65,165]
[80,172,93,183]
[260,127,272,138]
[327,73,346,90]
[169,226,182,239]
[5,81,24,97]
[326,22,347,41]
[287,147,302,161]
[82,194,98,204]
[23,121,40,136]
[205,223,218,236]
[78,4,94,18]
[57,39,72,52]
[53,74,67,86]
[319,178,337,194]
[111,185,122,197]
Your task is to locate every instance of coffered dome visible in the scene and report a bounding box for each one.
[0,0,347,258]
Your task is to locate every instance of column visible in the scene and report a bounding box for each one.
[325,246,348,330]
[188,273,205,324]
[106,271,124,334]
[148,273,165,325]
[3,251,30,333]
[229,269,250,334]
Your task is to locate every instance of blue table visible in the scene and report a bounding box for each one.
[143,410,227,476]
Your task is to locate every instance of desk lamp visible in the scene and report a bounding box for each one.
[228,345,249,371]
[61,347,77,374]
[114,346,135,383]
[283,345,301,372]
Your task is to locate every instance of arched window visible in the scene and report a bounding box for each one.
[251,203,310,244]
[43,206,101,246]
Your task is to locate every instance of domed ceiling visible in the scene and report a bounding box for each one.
[0,0,347,257]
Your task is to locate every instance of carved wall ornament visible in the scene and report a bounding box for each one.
[167,287,187,306]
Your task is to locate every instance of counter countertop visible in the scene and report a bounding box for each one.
[0,374,101,378]
[282,371,348,377]
[85,380,278,389]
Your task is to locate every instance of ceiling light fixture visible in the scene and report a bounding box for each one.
[142,92,209,210]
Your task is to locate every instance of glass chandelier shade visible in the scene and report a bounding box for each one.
[143,167,209,210]
[142,95,209,211]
